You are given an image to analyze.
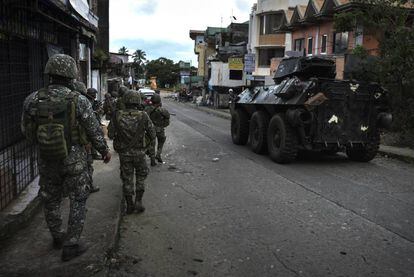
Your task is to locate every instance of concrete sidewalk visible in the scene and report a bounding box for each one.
[0,141,123,277]
[173,100,414,163]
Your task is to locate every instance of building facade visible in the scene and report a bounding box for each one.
[282,0,381,79]
[0,0,104,211]
[248,0,308,85]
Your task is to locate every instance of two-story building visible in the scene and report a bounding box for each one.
[190,22,249,108]
[247,0,308,85]
[280,0,382,79]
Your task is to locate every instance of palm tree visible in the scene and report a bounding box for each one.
[132,49,147,65]
[118,46,129,55]
[132,49,147,78]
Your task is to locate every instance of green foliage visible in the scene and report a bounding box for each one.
[351,45,369,58]
[132,49,147,79]
[93,48,109,69]
[334,0,414,144]
[118,46,129,55]
[145,57,180,88]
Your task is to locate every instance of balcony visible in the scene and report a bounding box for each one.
[259,34,285,46]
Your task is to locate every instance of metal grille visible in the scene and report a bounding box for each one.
[0,35,43,211]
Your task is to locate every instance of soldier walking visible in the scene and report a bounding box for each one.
[72,82,101,193]
[145,94,170,166]
[108,91,155,214]
[21,54,111,261]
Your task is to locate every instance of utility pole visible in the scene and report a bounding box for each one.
[189,60,192,94]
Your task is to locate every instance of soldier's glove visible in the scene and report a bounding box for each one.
[102,151,112,164]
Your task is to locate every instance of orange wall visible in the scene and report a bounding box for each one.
[290,21,380,56]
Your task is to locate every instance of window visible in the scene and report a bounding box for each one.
[321,34,327,54]
[260,15,265,35]
[260,13,283,35]
[258,48,285,67]
[294,38,305,52]
[229,70,243,80]
[307,37,313,55]
[333,32,348,54]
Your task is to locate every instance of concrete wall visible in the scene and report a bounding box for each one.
[209,61,246,87]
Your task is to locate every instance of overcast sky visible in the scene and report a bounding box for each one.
[110,0,256,65]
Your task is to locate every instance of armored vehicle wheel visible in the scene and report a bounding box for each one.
[346,132,380,162]
[249,111,270,154]
[267,114,298,164]
[231,109,249,145]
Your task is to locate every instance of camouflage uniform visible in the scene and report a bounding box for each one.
[21,54,110,261]
[71,82,100,193]
[116,86,129,111]
[108,91,155,213]
[145,94,170,165]
[103,92,116,120]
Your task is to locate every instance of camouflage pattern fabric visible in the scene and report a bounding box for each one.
[103,95,116,120]
[119,153,148,196]
[148,129,166,158]
[44,54,78,79]
[108,109,155,156]
[22,84,109,246]
[144,106,170,158]
[108,108,155,196]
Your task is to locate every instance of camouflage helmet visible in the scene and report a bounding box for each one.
[123,91,142,106]
[72,81,87,94]
[151,93,161,104]
[118,86,128,97]
[45,54,78,79]
[86,88,98,99]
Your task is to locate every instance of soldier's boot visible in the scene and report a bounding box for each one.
[125,195,135,214]
[61,242,88,262]
[155,154,163,163]
[150,157,157,167]
[53,231,66,250]
[135,191,145,213]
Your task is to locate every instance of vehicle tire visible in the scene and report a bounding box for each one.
[231,109,249,145]
[267,114,298,163]
[249,111,270,154]
[346,132,380,162]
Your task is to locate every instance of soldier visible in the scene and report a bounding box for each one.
[103,91,117,120]
[116,85,129,111]
[108,91,155,214]
[21,54,111,261]
[71,82,101,193]
[145,94,170,166]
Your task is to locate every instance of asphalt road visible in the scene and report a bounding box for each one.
[109,100,414,277]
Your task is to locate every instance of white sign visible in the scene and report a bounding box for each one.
[244,54,255,73]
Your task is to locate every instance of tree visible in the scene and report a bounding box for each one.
[132,49,147,79]
[118,46,129,55]
[334,0,414,145]
[145,57,180,88]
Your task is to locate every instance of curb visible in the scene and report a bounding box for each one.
[0,178,42,242]
[173,100,414,164]
[378,147,414,164]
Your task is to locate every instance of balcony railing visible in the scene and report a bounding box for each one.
[259,34,285,46]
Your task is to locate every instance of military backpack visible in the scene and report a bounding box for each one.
[28,88,87,161]
[113,110,149,152]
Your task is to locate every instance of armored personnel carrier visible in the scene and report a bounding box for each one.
[230,56,392,163]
